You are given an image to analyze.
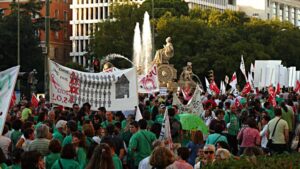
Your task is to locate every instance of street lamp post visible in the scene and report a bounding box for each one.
[44,0,50,98]
[17,0,20,90]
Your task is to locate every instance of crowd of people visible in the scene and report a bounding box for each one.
[0,88,300,169]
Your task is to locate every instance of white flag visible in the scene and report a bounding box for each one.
[229,72,237,89]
[248,72,254,89]
[250,63,255,73]
[240,55,248,82]
[225,75,229,84]
[159,108,173,149]
[220,81,226,95]
[135,106,143,121]
[0,66,20,135]
[205,77,212,95]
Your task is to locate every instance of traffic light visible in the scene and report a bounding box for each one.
[208,70,214,82]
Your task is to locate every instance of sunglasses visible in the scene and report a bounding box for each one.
[204,151,214,154]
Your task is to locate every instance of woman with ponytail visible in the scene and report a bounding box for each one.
[85,143,115,169]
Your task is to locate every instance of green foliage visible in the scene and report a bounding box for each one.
[205,153,300,169]
[140,0,189,18]
[91,6,300,86]
[90,3,144,67]
[65,62,85,71]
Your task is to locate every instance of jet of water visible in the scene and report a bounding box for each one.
[142,12,152,74]
[133,22,142,69]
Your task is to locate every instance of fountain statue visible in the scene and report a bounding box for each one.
[179,62,197,91]
[153,37,174,64]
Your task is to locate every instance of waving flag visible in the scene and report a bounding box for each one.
[229,72,237,90]
[159,108,173,149]
[205,77,212,94]
[225,75,229,84]
[210,80,220,95]
[241,82,252,95]
[250,63,255,73]
[0,66,20,135]
[276,82,281,94]
[31,93,39,108]
[294,80,300,93]
[240,55,248,82]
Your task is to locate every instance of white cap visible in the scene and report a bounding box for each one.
[55,120,67,129]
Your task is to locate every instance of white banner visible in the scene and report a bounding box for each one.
[253,60,281,88]
[172,85,204,116]
[49,60,138,111]
[0,66,19,135]
[138,65,159,93]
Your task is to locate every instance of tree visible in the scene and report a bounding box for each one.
[140,0,189,18]
[90,3,144,68]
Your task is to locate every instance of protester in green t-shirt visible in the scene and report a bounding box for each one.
[101,111,117,128]
[62,120,77,147]
[46,139,61,169]
[72,132,87,169]
[128,119,156,168]
[52,120,67,144]
[51,144,80,169]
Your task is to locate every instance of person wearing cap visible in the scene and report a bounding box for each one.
[53,120,67,143]
[62,120,78,147]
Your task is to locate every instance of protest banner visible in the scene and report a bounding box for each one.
[172,85,204,116]
[0,66,19,135]
[138,64,159,93]
[49,60,138,111]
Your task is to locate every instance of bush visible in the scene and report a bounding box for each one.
[204,153,300,169]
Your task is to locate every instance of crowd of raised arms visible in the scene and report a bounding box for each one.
[0,89,300,169]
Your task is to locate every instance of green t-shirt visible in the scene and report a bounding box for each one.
[112,154,123,169]
[52,131,64,144]
[265,108,275,119]
[121,120,127,129]
[224,111,239,136]
[101,120,117,128]
[76,147,87,169]
[281,108,294,132]
[46,153,60,169]
[0,163,8,169]
[128,130,156,166]
[10,130,22,146]
[62,135,72,147]
[51,158,80,169]
[205,133,228,145]
[155,114,164,124]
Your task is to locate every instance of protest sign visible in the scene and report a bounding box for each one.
[49,60,138,111]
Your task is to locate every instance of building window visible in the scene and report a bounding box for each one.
[55,31,59,39]
[55,9,59,18]
[267,0,270,7]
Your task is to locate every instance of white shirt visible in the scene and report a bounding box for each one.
[138,156,152,169]
[260,124,268,148]
[0,135,11,159]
